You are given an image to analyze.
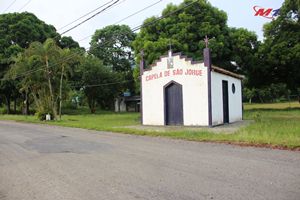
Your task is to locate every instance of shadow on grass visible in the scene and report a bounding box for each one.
[62,107,123,115]
[246,107,300,112]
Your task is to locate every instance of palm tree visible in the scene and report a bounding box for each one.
[10,39,62,120]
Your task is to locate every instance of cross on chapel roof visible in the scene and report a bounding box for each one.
[204,35,209,48]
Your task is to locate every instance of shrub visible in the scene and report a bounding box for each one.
[246,83,290,103]
[35,108,53,121]
[0,107,7,114]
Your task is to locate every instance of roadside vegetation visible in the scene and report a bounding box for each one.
[1,0,299,120]
[0,102,299,150]
[0,1,299,150]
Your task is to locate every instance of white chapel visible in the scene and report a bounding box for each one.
[140,48,243,126]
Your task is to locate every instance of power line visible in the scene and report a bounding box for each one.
[78,0,164,43]
[5,0,198,81]
[2,1,134,80]
[58,0,114,31]
[113,0,163,25]
[132,0,197,32]
[5,46,89,81]
[69,79,135,88]
[18,0,33,12]
[86,79,134,88]
[3,0,198,81]
[3,0,17,13]
[6,0,164,69]
[51,0,125,41]
[60,0,121,35]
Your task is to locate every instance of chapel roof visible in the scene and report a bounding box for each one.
[146,51,243,80]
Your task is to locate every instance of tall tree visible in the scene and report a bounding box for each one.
[89,24,136,95]
[250,0,300,91]
[9,39,78,120]
[78,55,122,113]
[133,0,233,68]
[227,28,259,75]
[90,25,135,72]
[0,12,60,114]
[57,48,82,119]
[0,12,59,51]
[59,36,80,49]
[132,0,259,93]
[0,44,23,113]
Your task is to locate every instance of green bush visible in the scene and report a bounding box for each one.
[63,100,78,110]
[0,107,22,114]
[35,109,53,121]
[0,107,7,114]
[244,83,291,103]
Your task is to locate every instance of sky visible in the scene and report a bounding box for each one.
[1,0,285,49]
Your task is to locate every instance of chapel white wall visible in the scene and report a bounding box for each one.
[142,55,208,126]
[211,72,242,125]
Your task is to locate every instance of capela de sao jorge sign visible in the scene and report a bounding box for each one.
[145,69,203,82]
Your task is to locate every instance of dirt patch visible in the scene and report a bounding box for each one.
[216,141,300,151]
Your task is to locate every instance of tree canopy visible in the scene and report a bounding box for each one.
[89,24,136,95]
[0,12,59,52]
[8,38,81,119]
[1,0,299,114]
[77,55,123,113]
[0,12,61,113]
[59,36,80,49]
[132,0,258,73]
[250,0,300,91]
[89,25,136,73]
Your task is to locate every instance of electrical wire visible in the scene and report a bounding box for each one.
[3,0,168,81]
[3,0,17,13]
[2,0,199,83]
[132,0,197,32]
[77,0,164,43]
[18,0,33,12]
[60,0,120,35]
[68,79,136,88]
[113,0,163,25]
[58,0,114,31]
[5,46,89,81]
[1,0,125,82]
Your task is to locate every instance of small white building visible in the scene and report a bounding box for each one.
[140,49,243,126]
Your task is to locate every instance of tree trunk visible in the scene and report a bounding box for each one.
[24,92,30,115]
[59,66,64,120]
[13,97,17,113]
[91,99,96,114]
[26,99,30,115]
[45,55,57,120]
[5,95,11,114]
[258,95,264,103]
[88,97,96,114]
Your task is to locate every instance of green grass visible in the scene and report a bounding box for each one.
[244,101,300,110]
[238,102,300,149]
[0,111,140,131]
[0,102,300,150]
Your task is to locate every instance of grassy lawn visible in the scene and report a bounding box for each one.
[244,101,300,110]
[0,102,299,150]
[237,102,300,149]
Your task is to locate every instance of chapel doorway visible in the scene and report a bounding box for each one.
[222,80,229,123]
[164,81,183,125]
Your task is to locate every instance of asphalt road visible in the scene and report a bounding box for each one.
[0,121,299,200]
